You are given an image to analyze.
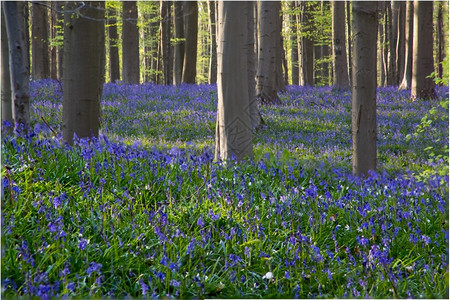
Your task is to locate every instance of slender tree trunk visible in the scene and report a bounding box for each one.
[3,1,30,133]
[332,1,349,90]
[387,2,398,86]
[436,2,444,81]
[208,0,217,84]
[63,1,105,144]
[108,8,120,82]
[215,1,253,161]
[173,1,184,85]
[300,1,314,86]
[56,2,64,80]
[290,2,299,85]
[31,2,50,79]
[149,8,159,83]
[182,1,198,83]
[160,1,172,85]
[122,1,140,84]
[256,1,283,104]
[395,2,405,86]
[411,1,436,100]
[1,5,13,126]
[383,3,389,87]
[346,0,352,85]
[399,1,413,90]
[352,1,378,177]
[50,2,58,80]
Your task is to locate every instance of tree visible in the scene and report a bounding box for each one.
[215,1,253,161]
[107,5,120,83]
[62,1,105,144]
[182,1,198,84]
[387,2,397,86]
[3,1,30,133]
[31,2,49,80]
[436,2,445,81]
[122,1,140,84]
[173,1,184,85]
[160,0,172,85]
[299,1,314,86]
[352,1,378,177]
[411,1,436,100]
[290,1,299,85]
[332,1,349,90]
[395,1,405,86]
[256,1,284,104]
[208,0,217,84]
[399,1,413,90]
[1,5,12,126]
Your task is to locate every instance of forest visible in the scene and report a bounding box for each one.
[1,1,449,299]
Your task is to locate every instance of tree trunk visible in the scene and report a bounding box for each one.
[122,1,140,84]
[182,1,198,84]
[1,5,12,126]
[395,1,405,86]
[436,2,444,81]
[411,1,436,100]
[300,1,314,86]
[31,2,50,80]
[208,0,217,84]
[256,1,283,104]
[3,1,30,133]
[173,1,184,85]
[62,1,105,144]
[108,8,120,82]
[56,2,64,80]
[352,1,378,177]
[387,2,397,86]
[332,1,349,90]
[290,1,299,85]
[160,1,172,85]
[215,1,253,161]
[50,1,58,80]
[346,0,352,85]
[383,2,389,87]
[399,1,413,90]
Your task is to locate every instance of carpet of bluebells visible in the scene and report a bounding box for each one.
[1,80,449,298]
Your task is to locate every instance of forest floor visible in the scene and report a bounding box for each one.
[1,81,449,298]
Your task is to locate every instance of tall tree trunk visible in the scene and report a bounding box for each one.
[50,2,58,80]
[256,1,283,104]
[436,1,444,81]
[108,8,120,83]
[383,2,389,87]
[395,1,405,86]
[3,1,30,133]
[182,1,198,84]
[160,1,172,85]
[208,0,217,84]
[352,1,378,177]
[290,1,299,85]
[378,17,385,87]
[411,1,436,100]
[149,8,159,83]
[215,1,253,161]
[332,1,349,90]
[300,1,314,86]
[63,1,105,144]
[122,1,140,84]
[31,2,50,80]
[346,0,352,85]
[399,1,413,90]
[56,2,64,80]
[173,1,184,85]
[1,5,12,127]
[387,2,398,86]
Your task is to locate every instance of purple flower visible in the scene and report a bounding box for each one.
[86,262,102,277]
[197,214,205,228]
[78,239,88,250]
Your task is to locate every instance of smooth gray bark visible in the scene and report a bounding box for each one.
[411,1,436,100]
[31,2,49,80]
[352,1,378,177]
[300,1,314,86]
[160,1,172,85]
[62,1,105,144]
[1,5,12,126]
[182,1,198,83]
[395,1,405,85]
[122,1,140,84]
[108,8,120,82]
[290,2,299,85]
[3,1,30,133]
[399,1,413,90]
[208,0,217,84]
[332,1,349,90]
[173,1,184,85]
[215,1,253,161]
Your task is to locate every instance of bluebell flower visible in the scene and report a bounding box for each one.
[86,262,102,277]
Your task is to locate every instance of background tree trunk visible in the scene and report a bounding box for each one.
[208,0,217,84]
[346,0,352,86]
[31,2,50,80]
[122,1,140,84]
[108,8,120,83]
[332,0,349,90]
[173,1,184,85]
[50,2,58,80]
[63,1,105,144]
[56,2,64,80]
[182,1,198,83]
[436,1,444,81]
[3,1,30,133]
[387,2,397,86]
[352,1,378,177]
[290,1,299,85]
[1,5,13,126]
[411,1,436,100]
[300,1,314,86]
[399,1,413,90]
[215,1,253,161]
[395,1,405,86]
[256,1,283,104]
[160,1,172,85]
